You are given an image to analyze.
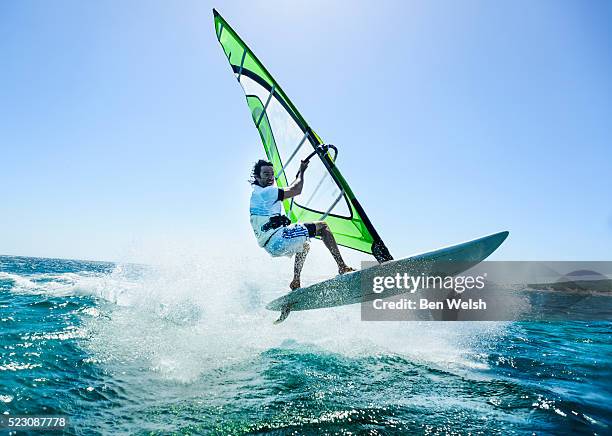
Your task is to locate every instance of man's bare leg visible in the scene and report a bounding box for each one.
[314,222,355,274]
[290,242,309,290]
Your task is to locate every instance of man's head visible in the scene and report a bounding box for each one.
[251,159,275,187]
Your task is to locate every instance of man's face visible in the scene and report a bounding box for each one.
[256,165,275,187]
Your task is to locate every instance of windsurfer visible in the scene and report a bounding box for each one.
[249,159,355,290]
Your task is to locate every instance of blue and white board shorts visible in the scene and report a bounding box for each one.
[265,224,310,257]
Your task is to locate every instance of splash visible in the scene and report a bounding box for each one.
[4,242,507,383]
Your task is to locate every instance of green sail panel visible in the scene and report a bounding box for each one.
[213,9,392,260]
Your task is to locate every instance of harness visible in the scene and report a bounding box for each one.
[261,214,291,232]
[260,215,291,247]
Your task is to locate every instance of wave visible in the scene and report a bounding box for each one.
[2,250,507,384]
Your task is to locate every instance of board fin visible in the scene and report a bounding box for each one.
[273,303,293,324]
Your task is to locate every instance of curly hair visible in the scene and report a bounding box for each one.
[250,159,273,186]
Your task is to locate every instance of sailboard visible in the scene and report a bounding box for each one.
[267,231,508,322]
[212,9,509,323]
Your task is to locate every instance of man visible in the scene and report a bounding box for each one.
[250,159,354,290]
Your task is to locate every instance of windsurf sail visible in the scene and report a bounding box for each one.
[213,9,393,263]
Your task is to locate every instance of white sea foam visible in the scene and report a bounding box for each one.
[1,268,141,302]
[0,272,39,292]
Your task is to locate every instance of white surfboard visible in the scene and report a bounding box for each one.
[267,231,509,323]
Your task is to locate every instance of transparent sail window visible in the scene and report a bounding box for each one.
[240,75,351,218]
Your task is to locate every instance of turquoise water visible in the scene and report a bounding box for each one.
[1,255,610,435]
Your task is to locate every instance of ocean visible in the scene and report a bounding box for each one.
[1,255,610,435]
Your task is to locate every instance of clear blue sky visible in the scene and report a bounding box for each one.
[1,0,610,262]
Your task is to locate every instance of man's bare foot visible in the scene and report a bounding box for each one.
[338,265,356,275]
[289,278,301,290]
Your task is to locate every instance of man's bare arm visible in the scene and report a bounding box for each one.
[280,160,309,200]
